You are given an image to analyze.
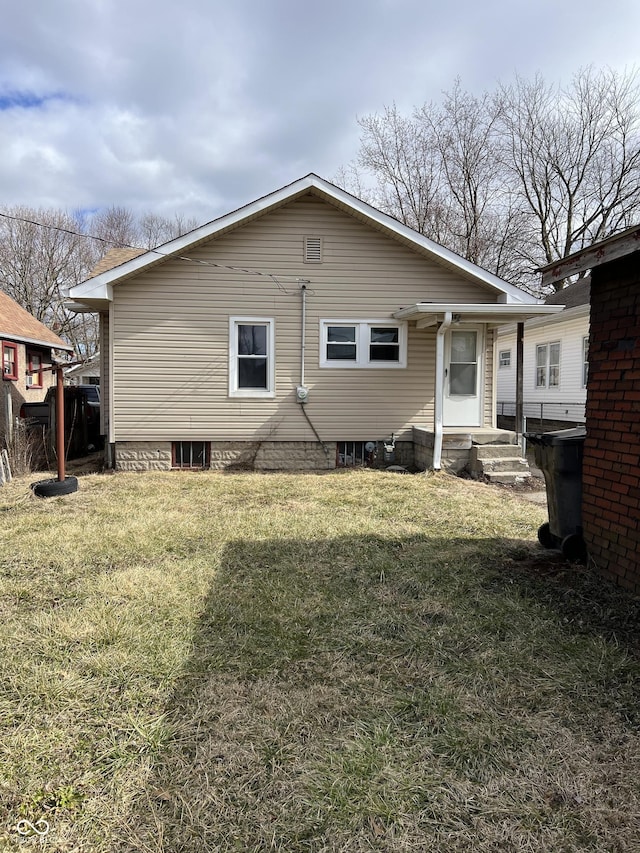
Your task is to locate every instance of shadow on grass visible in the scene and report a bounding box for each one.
[117,533,640,853]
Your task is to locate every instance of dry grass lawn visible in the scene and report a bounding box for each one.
[0,468,639,852]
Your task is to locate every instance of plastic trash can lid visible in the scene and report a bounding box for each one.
[524,426,586,446]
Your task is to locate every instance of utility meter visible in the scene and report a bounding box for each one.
[296,385,309,404]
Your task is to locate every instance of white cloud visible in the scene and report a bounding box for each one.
[0,0,638,223]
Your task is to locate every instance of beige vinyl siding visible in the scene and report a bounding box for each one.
[112,195,498,442]
[484,328,496,427]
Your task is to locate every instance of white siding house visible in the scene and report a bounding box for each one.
[65,352,100,386]
[496,279,590,430]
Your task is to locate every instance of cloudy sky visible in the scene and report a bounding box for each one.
[1,0,638,225]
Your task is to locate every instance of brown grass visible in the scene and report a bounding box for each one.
[0,469,638,852]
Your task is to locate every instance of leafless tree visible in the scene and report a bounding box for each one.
[138,212,199,248]
[342,67,640,292]
[0,205,201,359]
[0,206,96,355]
[355,104,444,237]
[89,205,139,250]
[495,67,640,287]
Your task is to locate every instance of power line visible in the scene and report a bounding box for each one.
[0,210,314,295]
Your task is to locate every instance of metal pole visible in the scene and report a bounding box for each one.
[56,365,65,482]
[515,322,524,440]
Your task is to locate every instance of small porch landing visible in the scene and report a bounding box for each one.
[413,427,531,483]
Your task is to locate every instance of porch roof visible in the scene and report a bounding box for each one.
[393,302,564,328]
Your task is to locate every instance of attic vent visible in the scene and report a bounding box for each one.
[304,236,322,263]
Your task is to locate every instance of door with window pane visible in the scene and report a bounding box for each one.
[443,327,482,426]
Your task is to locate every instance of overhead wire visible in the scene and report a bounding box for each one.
[0,210,315,295]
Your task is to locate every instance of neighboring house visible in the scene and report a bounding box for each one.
[1,290,74,442]
[540,225,640,594]
[68,174,561,473]
[65,351,100,386]
[496,278,590,431]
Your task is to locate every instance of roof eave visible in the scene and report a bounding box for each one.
[539,225,640,287]
[393,303,563,327]
[496,302,589,336]
[0,332,74,353]
[69,174,537,304]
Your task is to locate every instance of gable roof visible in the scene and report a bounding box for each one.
[88,247,146,278]
[69,174,539,309]
[544,277,590,309]
[0,290,73,352]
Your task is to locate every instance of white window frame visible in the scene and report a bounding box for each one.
[582,336,589,387]
[229,317,275,398]
[319,320,407,369]
[535,341,561,389]
[498,349,511,369]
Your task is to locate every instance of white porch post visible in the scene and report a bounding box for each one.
[433,311,452,470]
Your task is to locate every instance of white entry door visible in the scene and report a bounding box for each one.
[443,327,483,427]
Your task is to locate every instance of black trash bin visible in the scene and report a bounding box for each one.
[525,427,587,562]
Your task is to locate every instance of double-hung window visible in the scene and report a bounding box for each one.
[499,349,511,368]
[535,342,560,389]
[320,321,406,368]
[26,351,43,388]
[229,317,275,398]
[2,342,18,380]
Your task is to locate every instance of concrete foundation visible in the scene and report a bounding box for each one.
[114,429,519,473]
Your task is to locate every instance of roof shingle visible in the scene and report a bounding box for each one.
[544,277,590,309]
[0,290,73,351]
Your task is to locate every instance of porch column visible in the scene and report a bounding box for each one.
[433,311,452,470]
[515,321,524,440]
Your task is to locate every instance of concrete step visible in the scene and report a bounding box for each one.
[478,457,531,473]
[471,444,523,461]
[485,470,532,484]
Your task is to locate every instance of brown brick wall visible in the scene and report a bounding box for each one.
[583,256,640,592]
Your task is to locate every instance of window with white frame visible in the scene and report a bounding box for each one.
[582,336,589,387]
[536,342,560,389]
[499,349,511,368]
[229,317,275,397]
[320,321,406,368]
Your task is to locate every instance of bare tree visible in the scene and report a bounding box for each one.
[89,205,139,250]
[496,67,640,286]
[419,81,523,278]
[356,104,444,236]
[0,206,96,355]
[343,67,640,292]
[0,205,200,359]
[138,212,199,248]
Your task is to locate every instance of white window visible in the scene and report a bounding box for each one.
[583,336,589,387]
[229,317,275,398]
[536,342,560,389]
[499,349,511,368]
[320,321,407,368]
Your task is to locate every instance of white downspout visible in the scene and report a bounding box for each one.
[433,311,452,470]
